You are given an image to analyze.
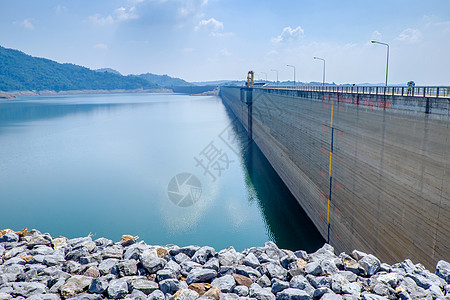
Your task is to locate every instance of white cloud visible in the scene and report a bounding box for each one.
[220,48,231,56]
[371,30,382,40]
[87,14,115,26]
[87,4,139,25]
[55,5,67,14]
[271,26,304,43]
[94,43,108,50]
[195,18,224,32]
[14,19,35,30]
[396,28,422,43]
[115,6,138,21]
[195,18,232,37]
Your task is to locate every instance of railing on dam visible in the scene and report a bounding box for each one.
[258,85,450,99]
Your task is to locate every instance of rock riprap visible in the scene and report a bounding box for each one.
[0,228,449,300]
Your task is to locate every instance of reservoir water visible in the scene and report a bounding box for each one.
[0,93,324,252]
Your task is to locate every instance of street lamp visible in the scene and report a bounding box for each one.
[286,64,296,88]
[313,56,326,86]
[371,40,389,87]
[261,72,268,83]
[270,69,279,87]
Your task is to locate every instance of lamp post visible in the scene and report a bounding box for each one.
[286,64,296,88]
[261,72,267,83]
[371,40,389,87]
[313,56,326,87]
[271,69,279,87]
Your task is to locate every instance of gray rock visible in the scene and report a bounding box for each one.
[427,284,444,299]
[148,289,165,300]
[373,273,399,288]
[107,278,129,299]
[313,287,333,299]
[331,273,350,293]
[180,246,200,257]
[275,288,309,300]
[235,266,261,282]
[102,245,123,260]
[125,289,148,300]
[219,292,239,300]
[65,249,90,263]
[307,275,331,289]
[351,250,367,261]
[140,256,167,274]
[212,274,236,293]
[157,269,177,281]
[304,261,322,276]
[280,254,297,270]
[371,283,389,297]
[204,257,220,272]
[68,237,92,249]
[25,294,61,300]
[175,253,191,264]
[43,255,66,267]
[66,293,102,300]
[192,246,216,265]
[29,235,52,248]
[321,259,339,275]
[219,266,236,277]
[181,261,203,274]
[405,273,432,289]
[271,279,289,294]
[166,260,182,275]
[129,279,158,295]
[289,275,314,297]
[379,263,390,273]
[249,283,275,300]
[159,279,179,294]
[187,268,217,284]
[293,250,308,260]
[256,275,271,288]
[219,247,241,267]
[177,289,200,300]
[264,242,285,261]
[0,293,11,300]
[11,282,47,297]
[60,275,93,299]
[3,256,26,266]
[243,253,260,269]
[361,294,387,300]
[266,262,287,281]
[0,233,19,243]
[98,258,119,275]
[359,255,380,276]
[94,237,114,248]
[436,260,450,282]
[233,286,249,297]
[89,277,109,294]
[49,278,66,294]
[321,293,343,300]
[309,244,336,262]
[179,281,189,290]
[342,282,361,295]
[117,259,138,277]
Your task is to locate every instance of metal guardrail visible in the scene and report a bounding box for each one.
[257,85,450,99]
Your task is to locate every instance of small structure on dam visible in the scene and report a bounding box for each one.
[220,84,450,270]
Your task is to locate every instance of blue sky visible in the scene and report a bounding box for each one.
[1,0,449,84]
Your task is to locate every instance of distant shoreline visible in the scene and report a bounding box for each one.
[0,88,173,100]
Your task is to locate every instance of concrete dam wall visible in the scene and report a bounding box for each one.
[220,86,449,269]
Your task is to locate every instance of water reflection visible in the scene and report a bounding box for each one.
[223,105,325,253]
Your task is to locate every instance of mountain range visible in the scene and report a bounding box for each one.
[0,46,191,92]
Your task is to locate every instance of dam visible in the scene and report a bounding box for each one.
[220,85,450,269]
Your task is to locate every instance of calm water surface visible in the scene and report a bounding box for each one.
[0,93,324,252]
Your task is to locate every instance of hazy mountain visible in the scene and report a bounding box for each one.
[0,46,159,92]
[137,73,193,87]
[95,68,122,75]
